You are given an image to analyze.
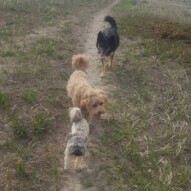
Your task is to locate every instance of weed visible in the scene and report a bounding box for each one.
[0,93,8,109]
[0,29,13,38]
[32,113,49,134]
[16,159,26,175]
[12,119,27,138]
[21,91,37,103]
[16,145,30,159]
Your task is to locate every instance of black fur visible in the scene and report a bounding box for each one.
[104,16,117,29]
[96,16,119,56]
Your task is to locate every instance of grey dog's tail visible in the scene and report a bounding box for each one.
[104,16,117,29]
[69,107,83,122]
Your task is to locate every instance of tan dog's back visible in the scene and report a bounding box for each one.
[67,54,91,107]
[67,54,108,121]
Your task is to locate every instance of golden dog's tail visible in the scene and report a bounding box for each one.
[72,54,89,71]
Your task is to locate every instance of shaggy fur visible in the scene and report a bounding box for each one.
[67,54,108,121]
[64,107,89,171]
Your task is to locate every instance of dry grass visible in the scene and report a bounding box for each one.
[1,0,191,190]
[97,0,191,190]
[0,0,114,190]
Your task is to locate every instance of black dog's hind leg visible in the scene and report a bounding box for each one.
[100,58,106,77]
[108,52,114,68]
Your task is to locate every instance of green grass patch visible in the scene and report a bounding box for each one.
[12,119,27,138]
[16,159,26,176]
[1,50,16,57]
[0,92,9,109]
[31,38,64,57]
[32,46,55,56]
[32,113,49,134]
[21,91,37,103]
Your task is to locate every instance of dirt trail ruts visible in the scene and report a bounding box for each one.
[61,0,120,191]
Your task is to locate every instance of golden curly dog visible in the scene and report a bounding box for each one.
[67,54,108,121]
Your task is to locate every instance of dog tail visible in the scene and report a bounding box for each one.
[104,16,117,29]
[72,54,89,71]
[69,107,83,122]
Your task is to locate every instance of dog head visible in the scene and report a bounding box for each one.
[80,89,108,120]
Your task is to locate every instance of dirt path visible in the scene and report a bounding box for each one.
[61,0,120,190]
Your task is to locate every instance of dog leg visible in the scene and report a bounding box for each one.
[64,148,72,170]
[100,58,105,77]
[74,157,81,170]
[108,52,114,68]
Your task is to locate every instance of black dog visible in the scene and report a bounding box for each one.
[96,16,119,77]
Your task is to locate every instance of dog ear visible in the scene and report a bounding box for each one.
[80,92,94,109]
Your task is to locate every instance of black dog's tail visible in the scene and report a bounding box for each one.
[104,16,117,29]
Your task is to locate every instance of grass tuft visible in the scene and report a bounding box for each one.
[0,93,9,109]
[32,46,55,56]
[12,119,27,138]
[32,113,49,134]
[21,91,37,103]
[16,159,26,176]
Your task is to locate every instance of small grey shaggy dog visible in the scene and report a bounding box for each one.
[64,107,89,170]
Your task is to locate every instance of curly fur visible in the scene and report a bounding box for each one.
[67,54,108,121]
